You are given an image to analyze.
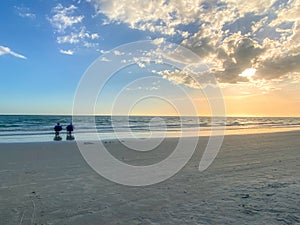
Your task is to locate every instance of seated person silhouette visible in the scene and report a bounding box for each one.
[66,123,75,140]
[54,123,63,141]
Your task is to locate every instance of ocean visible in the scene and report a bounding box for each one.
[0,115,300,143]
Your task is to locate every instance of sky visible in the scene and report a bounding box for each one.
[0,0,299,117]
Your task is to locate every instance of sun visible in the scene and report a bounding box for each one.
[240,68,257,78]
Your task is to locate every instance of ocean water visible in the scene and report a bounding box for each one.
[0,115,300,143]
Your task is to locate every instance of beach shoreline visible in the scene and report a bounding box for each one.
[1,125,300,144]
[1,115,300,144]
[0,131,299,224]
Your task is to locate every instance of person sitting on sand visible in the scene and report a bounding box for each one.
[54,123,62,137]
[66,123,74,135]
[66,123,75,140]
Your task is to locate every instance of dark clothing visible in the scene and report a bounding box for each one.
[54,125,62,132]
[54,124,62,138]
[66,124,74,137]
[53,123,63,141]
[66,125,74,132]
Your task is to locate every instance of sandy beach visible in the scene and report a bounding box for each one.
[0,131,299,225]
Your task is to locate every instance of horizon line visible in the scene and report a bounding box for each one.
[0,113,300,118]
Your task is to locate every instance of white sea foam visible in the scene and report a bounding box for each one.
[0,115,300,143]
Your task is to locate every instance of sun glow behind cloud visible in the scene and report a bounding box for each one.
[239,68,257,78]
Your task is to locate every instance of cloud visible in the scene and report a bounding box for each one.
[49,4,100,53]
[113,50,125,56]
[255,52,300,79]
[57,33,80,44]
[49,4,84,33]
[99,56,111,62]
[157,69,201,89]
[56,27,99,45]
[215,35,265,82]
[60,49,74,55]
[91,33,100,40]
[152,38,165,45]
[15,6,36,19]
[270,0,300,26]
[0,46,27,59]
[97,49,109,54]
[88,0,300,86]
[90,0,206,37]
[222,0,277,15]
[126,85,160,91]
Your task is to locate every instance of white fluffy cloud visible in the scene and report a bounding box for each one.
[0,46,27,59]
[56,27,99,44]
[60,49,74,55]
[90,0,207,36]
[49,4,84,33]
[223,0,277,15]
[157,69,201,89]
[49,4,100,53]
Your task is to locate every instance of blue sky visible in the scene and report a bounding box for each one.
[1,0,300,116]
[0,0,148,114]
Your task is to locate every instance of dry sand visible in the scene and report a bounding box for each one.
[0,131,299,225]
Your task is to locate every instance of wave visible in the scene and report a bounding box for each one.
[1,115,300,142]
